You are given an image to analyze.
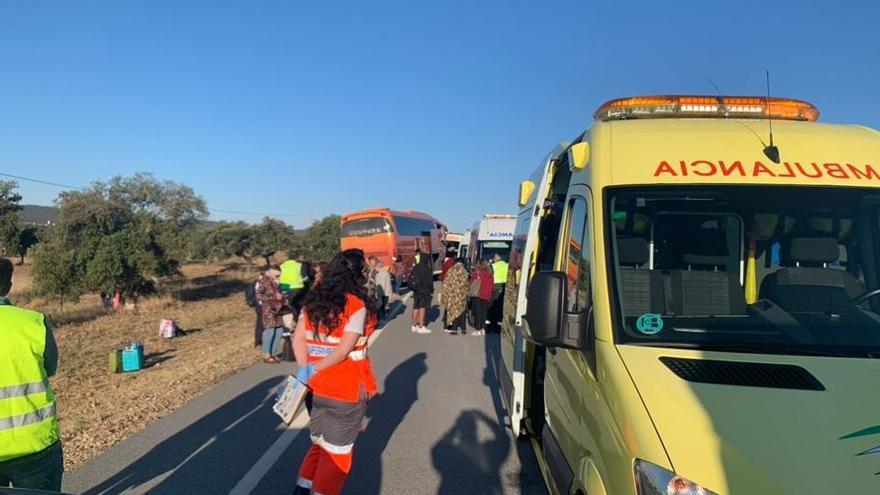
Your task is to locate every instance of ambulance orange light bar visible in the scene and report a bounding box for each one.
[593,95,819,122]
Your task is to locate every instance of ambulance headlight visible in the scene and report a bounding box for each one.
[634,460,719,495]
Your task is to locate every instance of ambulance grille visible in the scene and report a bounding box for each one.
[659,357,825,391]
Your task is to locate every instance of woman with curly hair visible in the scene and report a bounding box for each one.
[292,249,378,495]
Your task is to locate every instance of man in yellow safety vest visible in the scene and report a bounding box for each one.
[489,253,509,326]
[280,255,310,323]
[0,258,62,490]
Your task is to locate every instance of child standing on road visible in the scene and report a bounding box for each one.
[292,249,377,495]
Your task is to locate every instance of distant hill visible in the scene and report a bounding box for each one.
[20,204,58,225]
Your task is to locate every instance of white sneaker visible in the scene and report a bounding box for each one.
[417,326,432,334]
[472,329,485,336]
[411,325,419,333]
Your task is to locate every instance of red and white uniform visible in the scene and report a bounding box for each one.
[297,294,377,495]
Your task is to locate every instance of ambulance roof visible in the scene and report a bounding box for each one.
[588,118,880,188]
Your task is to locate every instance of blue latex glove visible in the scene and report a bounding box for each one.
[296,363,317,385]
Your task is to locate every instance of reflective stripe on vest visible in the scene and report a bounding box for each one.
[306,335,369,361]
[280,260,305,290]
[0,305,59,462]
[493,260,509,284]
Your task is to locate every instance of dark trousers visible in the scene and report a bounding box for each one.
[489,284,505,325]
[254,305,264,346]
[286,288,306,321]
[0,441,63,491]
[450,310,467,332]
[471,297,488,330]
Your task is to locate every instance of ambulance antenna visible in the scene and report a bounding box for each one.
[707,76,771,149]
[763,70,781,163]
[704,77,728,116]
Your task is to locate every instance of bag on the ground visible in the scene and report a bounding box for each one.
[468,277,481,298]
[273,375,309,424]
[282,312,295,330]
[159,319,178,339]
[109,349,122,374]
[281,334,295,362]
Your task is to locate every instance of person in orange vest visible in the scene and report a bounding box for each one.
[292,249,378,495]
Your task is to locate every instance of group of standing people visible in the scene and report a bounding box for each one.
[434,253,509,336]
[249,255,326,364]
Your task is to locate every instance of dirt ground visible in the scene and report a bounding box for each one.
[8,261,268,468]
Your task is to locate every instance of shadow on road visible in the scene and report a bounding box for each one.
[345,352,428,494]
[80,377,283,495]
[429,333,546,494]
[485,333,548,493]
[425,304,441,326]
[431,409,509,495]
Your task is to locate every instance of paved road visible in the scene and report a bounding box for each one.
[64,292,548,495]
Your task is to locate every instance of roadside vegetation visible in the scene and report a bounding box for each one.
[1,174,343,467]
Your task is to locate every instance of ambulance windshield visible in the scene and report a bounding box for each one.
[479,241,512,262]
[608,186,880,358]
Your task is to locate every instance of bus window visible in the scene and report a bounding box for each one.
[393,216,435,236]
[341,217,393,237]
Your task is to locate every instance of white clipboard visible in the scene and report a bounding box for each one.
[272,375,309,424]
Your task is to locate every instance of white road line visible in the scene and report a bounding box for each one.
[118,402,269,494]
[228,303,396,495]
[228,410,309,495]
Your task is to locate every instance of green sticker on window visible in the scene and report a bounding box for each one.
[636,313,663,335]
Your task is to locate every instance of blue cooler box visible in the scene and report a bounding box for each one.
[121,343,144,372]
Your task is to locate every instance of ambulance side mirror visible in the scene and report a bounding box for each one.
[522,271,585,350]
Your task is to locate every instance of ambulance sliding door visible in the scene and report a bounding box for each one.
[501,148,564,437]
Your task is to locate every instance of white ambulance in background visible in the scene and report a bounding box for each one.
[468,214,516,266]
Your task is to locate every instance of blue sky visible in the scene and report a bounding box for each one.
[1,1,878,231]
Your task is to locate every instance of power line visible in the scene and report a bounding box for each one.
[0,172,81,190]
[0,171,315,221]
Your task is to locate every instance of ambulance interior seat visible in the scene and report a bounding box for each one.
[759,236,865,314]
[670,254,746,315]
[617,237,665,316]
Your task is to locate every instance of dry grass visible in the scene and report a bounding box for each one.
[9,260,266,468]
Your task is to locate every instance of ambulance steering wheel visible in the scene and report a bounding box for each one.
[854,288,880,305]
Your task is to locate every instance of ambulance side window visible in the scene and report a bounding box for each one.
[562,197,591,312]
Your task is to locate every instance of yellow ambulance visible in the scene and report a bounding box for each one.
[499,95,880,494]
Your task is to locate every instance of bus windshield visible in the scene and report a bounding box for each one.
[608,186,880,358]
[340,217,393,237]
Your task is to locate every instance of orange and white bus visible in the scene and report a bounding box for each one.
[339,208,447,277]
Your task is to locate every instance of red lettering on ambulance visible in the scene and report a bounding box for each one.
[752,161,776,177]
[794,162,822,178]
[778,162,796,178]
[823,163,849,179]
[691,160,717,176]
[679,161,689,176]
[654,161,677,177]
[719,160,745,177]
[847,164,880,180]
